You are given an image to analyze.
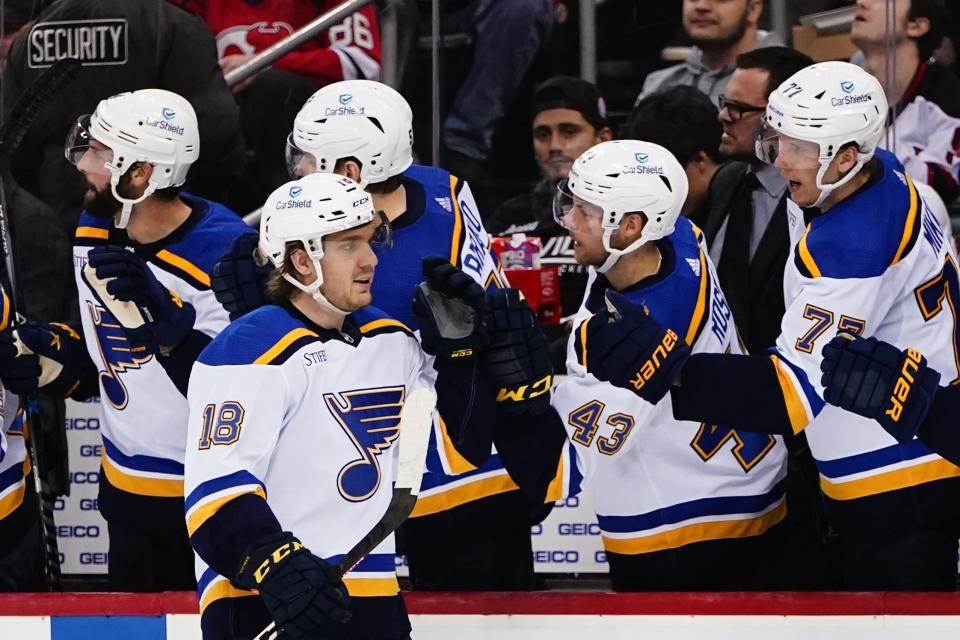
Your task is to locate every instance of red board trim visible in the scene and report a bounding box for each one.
[1,591,960,617]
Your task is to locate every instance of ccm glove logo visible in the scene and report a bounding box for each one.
[253,539,304,584]
[629,328,680,391]
[885,348,923,423]
[496,374,553,403]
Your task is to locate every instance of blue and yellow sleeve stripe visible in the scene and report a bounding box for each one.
[544,442,583,503]
[768,351,824,434]
[185,470,267,537]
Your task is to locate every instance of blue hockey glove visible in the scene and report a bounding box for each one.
[481,288,553,416]
[412,255,486,360]
[237,533,351,639]
[87,245,196,353]
[583,290,690,404]
[211,232,272,320]
[821,335,941,443]
[0,330,40,395]
[16,322,96,398]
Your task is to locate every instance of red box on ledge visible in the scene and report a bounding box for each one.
[492,235,561,325]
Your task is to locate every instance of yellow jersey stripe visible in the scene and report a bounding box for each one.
[601,499,786,555]
[155,249,211,287]
[411,473,519,517]
[891,177,919,266]
[101,455,184,498]
[684,250,710,346]
[544,450,566,503]
[0,479,26,520]
[76,226,110,240]
[578,317,591,368]
[438,416,478,475]
[797,226,821,279]
[0,290,10,331]
[449,175,464,266]
[769,355,810,435]
[359,318,411,334]
[186,487,267,537]
[820,458,960,501]
[199,579,257,614]
[343,577,400,597]
[254,327,318,364]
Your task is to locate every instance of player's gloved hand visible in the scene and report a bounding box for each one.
[583,290,690,404]
[212,232,272,320]
[821,335,941,443]
[237,533,351,639]
[0,330,40,394]
[481,288,553,416]
[412,255,486,360]
[87,245,196,353]
[15,322,95,398]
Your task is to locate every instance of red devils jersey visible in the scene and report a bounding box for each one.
[181,0,381,86]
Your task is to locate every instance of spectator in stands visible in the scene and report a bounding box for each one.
[851,0,960,204]
[637,0,782,106]
[621,85,725,228]
[438,0,555,188]
[486,76,611,370]
[2,0,245,231]
[177,0,382,214]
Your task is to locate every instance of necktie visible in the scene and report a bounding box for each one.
[717,171,760,340]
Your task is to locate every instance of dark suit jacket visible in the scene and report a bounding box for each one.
[702,161,790,355]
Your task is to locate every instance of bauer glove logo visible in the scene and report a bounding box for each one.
[884,348,923,423]
[629,329,680,392]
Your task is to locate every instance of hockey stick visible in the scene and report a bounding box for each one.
[0,57,83,590]
[254,387,437,640]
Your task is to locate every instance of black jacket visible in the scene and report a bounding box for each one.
[2,0,245,230]
[702,161,789,355]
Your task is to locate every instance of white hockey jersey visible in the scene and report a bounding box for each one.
[549,217,788,555]
[185,304,428,614]
[772,149,960,501]
[73,196,251,499]
[0,288,30,527]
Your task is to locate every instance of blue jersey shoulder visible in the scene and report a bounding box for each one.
[198,305,315,366]
[162,194,252,277]
[352,305,416,338]
[798,151,921,280]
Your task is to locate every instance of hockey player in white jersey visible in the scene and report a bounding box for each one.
[597,62,960,590]
[8,89,252,591]
[186,173,425,640]
[211,80,549,591]
[480,140,788,589]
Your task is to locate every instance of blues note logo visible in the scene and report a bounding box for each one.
[325,386,405,502]
[87,302,153,410]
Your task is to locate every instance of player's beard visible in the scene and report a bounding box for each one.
[83,174,131,219]
[689,9,750,52]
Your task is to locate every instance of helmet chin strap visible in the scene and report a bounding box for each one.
[811,157,866,209]
[282,260,351,317]
[596,228,649,274]
[110,174,157,230]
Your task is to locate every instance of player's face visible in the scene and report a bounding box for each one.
[75,140,124,218]
[851,0,911,46]
[770,133,823,206]
[319,223,380,311]
[682,0,758,50]
[533,109,603,181]
[559,196,609,264]
[718,67,768,161]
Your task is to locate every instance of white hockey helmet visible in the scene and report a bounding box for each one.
[285,80,414,187]
[756,61,887,207]
[259,172,389,315]
[554,140,688,273]
[65,89,200,229]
